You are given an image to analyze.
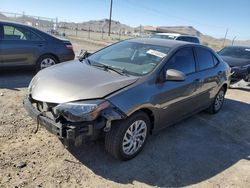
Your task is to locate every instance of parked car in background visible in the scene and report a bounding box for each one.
[0,21,75,71]
[151,33,201,44]
[218,45,250,83]
[24,38,230,160]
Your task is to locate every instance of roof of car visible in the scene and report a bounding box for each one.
[155,33,181,37]
[154,33,199,38]
[128,37,200,48]
[0,20,28,26]
[0,20,43,32]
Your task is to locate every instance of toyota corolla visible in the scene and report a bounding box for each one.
[24,38,230,160]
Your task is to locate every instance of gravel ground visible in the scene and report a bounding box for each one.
[0,41,250,188]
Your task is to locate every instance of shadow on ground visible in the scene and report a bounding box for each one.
[69,98,250,187]
[0,69,35,89]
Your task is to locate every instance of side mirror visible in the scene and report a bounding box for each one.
[165,69,186,81]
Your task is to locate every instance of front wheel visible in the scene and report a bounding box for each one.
[105,112,150,161]
[207,87,226,114]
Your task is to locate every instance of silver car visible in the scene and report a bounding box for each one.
[24,38,230,160]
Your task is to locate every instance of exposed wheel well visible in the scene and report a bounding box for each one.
[222,83,228,92]
[138,108,155,133]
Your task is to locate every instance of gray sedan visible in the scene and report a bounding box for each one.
[0,21,75,71]
[24,38,231,160]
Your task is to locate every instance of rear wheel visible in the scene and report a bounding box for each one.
[36,55,58,71]
[207,87,226,114]
[105,112,150,160]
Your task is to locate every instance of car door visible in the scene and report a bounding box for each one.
[193,47,220,108]
[0,23,45,66]
[152,47,202,128]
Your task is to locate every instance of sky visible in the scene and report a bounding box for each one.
[1,0,250,40]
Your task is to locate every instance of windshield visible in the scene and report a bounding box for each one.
[218,47,250,59]
[88,41,170,76]
[151,34,176,40]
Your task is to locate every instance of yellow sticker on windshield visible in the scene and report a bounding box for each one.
[147,49,167,58]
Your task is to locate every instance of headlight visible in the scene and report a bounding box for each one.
[53,100,110,122]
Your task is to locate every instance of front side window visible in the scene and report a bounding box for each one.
[195,48,214,70]
[3,25,42,41]
[165,48,196,75]
[88,41,171,76]
[176,36,189,42]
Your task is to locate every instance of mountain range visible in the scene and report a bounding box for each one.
[0,13,249,49]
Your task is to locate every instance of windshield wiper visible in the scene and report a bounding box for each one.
[91,63,129,76]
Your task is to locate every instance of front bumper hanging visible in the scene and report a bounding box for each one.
[23,96,106,141]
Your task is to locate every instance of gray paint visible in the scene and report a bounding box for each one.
[30,61,138,103]
[28,39,230,130]
[0,21,75,67]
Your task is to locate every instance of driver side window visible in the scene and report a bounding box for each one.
[165,47,196,75]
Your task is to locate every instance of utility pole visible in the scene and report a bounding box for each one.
[108,0,113,36]
[232,36,236,45]
[76,23,78,36]
[222,28,228,47]
[22,11,25,23]
[139,24,142,37]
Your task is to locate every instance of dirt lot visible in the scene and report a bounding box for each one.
[0,40,250,188]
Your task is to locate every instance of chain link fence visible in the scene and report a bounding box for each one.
[0,11,144,44]
[1,11,249,51]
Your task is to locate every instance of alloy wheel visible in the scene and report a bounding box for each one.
[122,120,147,156]
[40,58,56,69]
[214,90,225,111]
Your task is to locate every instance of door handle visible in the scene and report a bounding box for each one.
[217,71,223,76]
[193,78,202,88]
[38,43,44,47]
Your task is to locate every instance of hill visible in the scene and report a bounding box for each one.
[0,12,249,50]
[59,19,135,34]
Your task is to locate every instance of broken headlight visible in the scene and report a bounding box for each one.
[53,100,110,122]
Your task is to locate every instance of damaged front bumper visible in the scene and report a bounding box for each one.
[23,96,125,144]
[231,66,250,81]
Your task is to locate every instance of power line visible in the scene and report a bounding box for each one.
[125,0,226,29]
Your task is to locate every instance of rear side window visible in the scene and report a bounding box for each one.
[3,25,42,41]
[176,36,199,44]
[195,48,214,70]
[165,48,196,75]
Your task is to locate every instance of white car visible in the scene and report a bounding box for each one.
[151,33,200,44]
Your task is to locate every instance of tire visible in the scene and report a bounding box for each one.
[207,87,226,114]
[105,111,150,161]
[36,55,58,71]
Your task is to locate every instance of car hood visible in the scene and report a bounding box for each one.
[29,60,138,103]
[220,55,250,67]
